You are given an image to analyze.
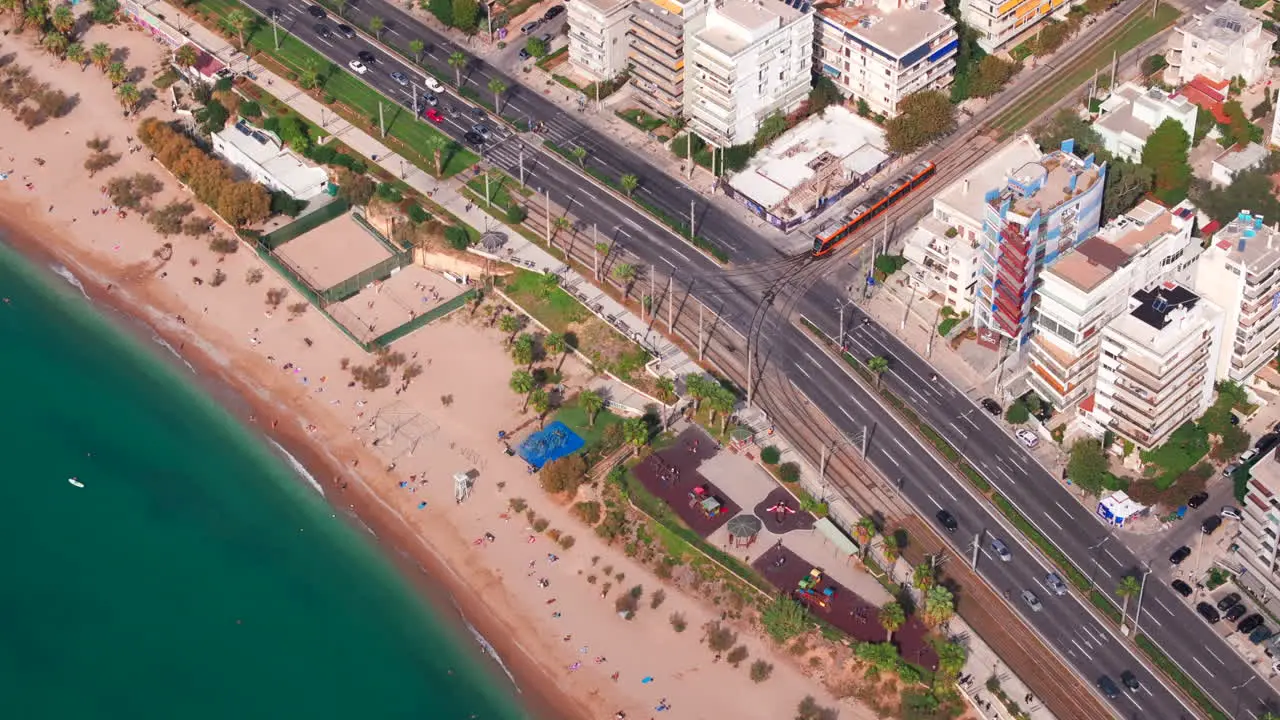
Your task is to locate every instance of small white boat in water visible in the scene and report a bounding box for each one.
[68,478,84,488]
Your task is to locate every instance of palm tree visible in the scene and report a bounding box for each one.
[879,601,905,642]
[0,0,17,18]
[593,241,609,280]
[488,77,507,113]
[544,333,567,372]
[511,334,535,367]
[89,42,111,72]
[571,145,586,166]
[622,416,649,449]
[867,355,890,387]
[1116,574,1142,625]
[881,532,900,563]
[22,0,48,33]
[50,2,73,35]
[611,262,636,297]
[708,386,736,434]
[912,560,935,592]
[552,215,571,242]
[509,369,535,412]
[684,373,709,411]
[106,61,127,87]
[42,31,68,58]
[369,16,385,40]
[579,389,605,427]
[854,516,875,557]
[498,313,521,344]
[666,114,686,132]
[923,585,954,628]
[225,9,255,48]
[448,51,466,87]
[655,376,675,405]
[65,41,85,70]
[298,58,323,90]
[621,173,639,197]
[409,39,425,64]
[174,44,200,70]
[116,82,141,113]
[530,388,551,427]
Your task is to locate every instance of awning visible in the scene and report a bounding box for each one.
[815,517,859,556]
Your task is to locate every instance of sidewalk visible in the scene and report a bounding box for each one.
[166,0,700,383]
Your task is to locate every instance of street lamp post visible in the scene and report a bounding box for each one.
[1130,565,1152,636]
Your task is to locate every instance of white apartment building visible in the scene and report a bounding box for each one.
[1092,83,1199,163]
[1090,283,1224,450]
[903,135,1042,310]
[1210,141,1269,187]
[815,0,958,118]
[1029,201,1201,415]
[1193,213,1280,384]
[568,0,635,81]
[1237,451,1280,604]
[212,119,330,201]
[1172,0,1276,86]
[961,0,1070,52]
[628,0,709,119]
[685,0,815,146]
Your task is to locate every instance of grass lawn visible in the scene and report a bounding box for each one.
[1140,422,1209,490]
[465,169,531,212]
[617,108,665,132]
[554,398,623,453]
[501,269,586,334]
[191,0,477,176]
[993,4,1180,133]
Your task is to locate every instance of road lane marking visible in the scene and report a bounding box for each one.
[1054,501,1071,515]
[949,421,968,438]
[803,351,823,369]
[940,484,957,501]
[996,466,1014,483]
[1070,638,1088,655]
[879,448,898,466]
[1042,511,1064,531]
[794,363,812,379]
[1192,657,1215,677]
[839,407,855,423]
[893,437,908,454]
[926,493,941,509]
[1154,598,1174,615]
[1092,560,1112,578]
[962,412,981,430]
[659,256,675,267]
[1207,650,1226,666]
[847,395,867,413]
[1125,694,1141,710]
[1142,613,1161,627]
[1142,685,1153,696]
[1104,549,1122,565]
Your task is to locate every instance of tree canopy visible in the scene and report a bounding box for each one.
[1067,438,1110,495]
[1190,155,1280,223]
[967,56,1018,99]
[884,91,955,155]
[1140,118,1192,206]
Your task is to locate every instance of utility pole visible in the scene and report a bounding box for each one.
[859,424,869,458]
[272,17,279,50]
[1131,566,1152,636]
[649,268,655,323]
[487,0,495,41]
[927,305,943,358]
[667,276,674,331]
[686,133,693,179]
[543,191,551,243]
[412,84,419,122]
[484,171,491,207]
[593,224,600,279]
[900,281,916,330]
[689,199,696,239]
[595,82,601,113]
[378,101,386,138]
[970,530,983,570]
[698,303,704,363]
[1110,50,1119,90]
[746,341,754,409]
[518,144,526,188]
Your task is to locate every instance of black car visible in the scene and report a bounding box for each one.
[1202,515,1223,535]
[337,24,356,39]
[1120,670,1140,692]
[1196,602,1221,623]
[980,398,1001,415]
[470,105,487,120]
[1187,491,1209,509]
[307,4,325,17]
[1217,592,1241,612]
[357,50,377,64]
[1238,613,1265,634]
[1169,545,1191,565]
[543,4,565,20]
[1096,675,1120,699]
[314,23,332,39]
[518,48,532,60]
[1171,579,1193,597]
[463,131,486,147]
[266,7,283,20]
[1225,603,1248,622]
[936,509,958,533]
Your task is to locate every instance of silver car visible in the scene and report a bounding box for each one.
[1044,572,1068,596]
[991,538,1012,562]
[1021,589,1043,612]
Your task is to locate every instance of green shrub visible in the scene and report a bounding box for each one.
[407,204,431,224]
[506,204,527,223]
[760,445,781,464]
[444,225,471,250]
[239,100,262,118]
[1005,402,1030,424]
[778,462,801,483]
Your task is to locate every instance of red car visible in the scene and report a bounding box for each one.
[425,108,443,124]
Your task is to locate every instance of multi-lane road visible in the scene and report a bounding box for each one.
[223,0,1280,716]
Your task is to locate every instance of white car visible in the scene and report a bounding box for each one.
[424,76,444,93]
[348,59,368,75]
[1015,428,1039,449]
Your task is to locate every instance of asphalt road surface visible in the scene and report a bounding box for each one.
[233,1,1279,716]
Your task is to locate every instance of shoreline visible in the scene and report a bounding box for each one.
[0,214,574,720]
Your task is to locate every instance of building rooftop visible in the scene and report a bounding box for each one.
[1128,282,1201,332]
[1047,201,1194,292]
[696,0,805,56]
[1186,0,1261,45]
[1107,281,1216,357]
[573,0,634,14]
[1215,142,1269,173]
[818,0,955,58]
[1095,83,1196,144]
[1210,211,1280,274]
[933,135,1042,226]
[994,145,1105,219]
[216,119,329,199]
[726,104,888,211]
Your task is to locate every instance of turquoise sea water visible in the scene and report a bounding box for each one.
[0,239,528,720]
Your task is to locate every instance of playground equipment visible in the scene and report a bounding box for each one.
[688,485,726,519]
[725,513,763,548]
[766,501,797,525]
[795,568,837,609]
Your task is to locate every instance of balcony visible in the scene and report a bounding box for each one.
[629,39,683,73]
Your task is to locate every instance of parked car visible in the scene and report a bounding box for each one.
[1171,579,1193,597]
[347,59,368,75]
[1222,505,1243,520]
[1196,602,1221,623]
[390,70,410,86]
[543,4,565,19]
[991,538,1012,562]
[1045,572,1068,596]
[1021,590,1042,612]
[315,23,332,39]
[1224,462,1241,477]
[307,4,326,17]
[1187,491,1209,509]
[424,77,444,93]
[539,32,554,45]
[1250,626,1273,644]
[1217,592,1241,612]
[1120,670,1140,692]
[337,23,356,38]
[1169,546,1191,565]
[1226,603,1249,622]
[518,48,532,60]
[1015,429,1039,448]
[1241,449,1260,464]
[1239,613,1265,634]
[357,50,377,64]
[1096,676,1121,699]
[935,509,958,533]
[521,19,541,33]
[425,108,443,124]
[1202,515,1223,535]
[981,398,1001,415]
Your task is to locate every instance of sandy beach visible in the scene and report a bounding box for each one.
[0,20,861,720]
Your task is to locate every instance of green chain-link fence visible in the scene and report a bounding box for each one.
[259,198,351,250]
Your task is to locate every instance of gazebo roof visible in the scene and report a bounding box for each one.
[725,513,763,537]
